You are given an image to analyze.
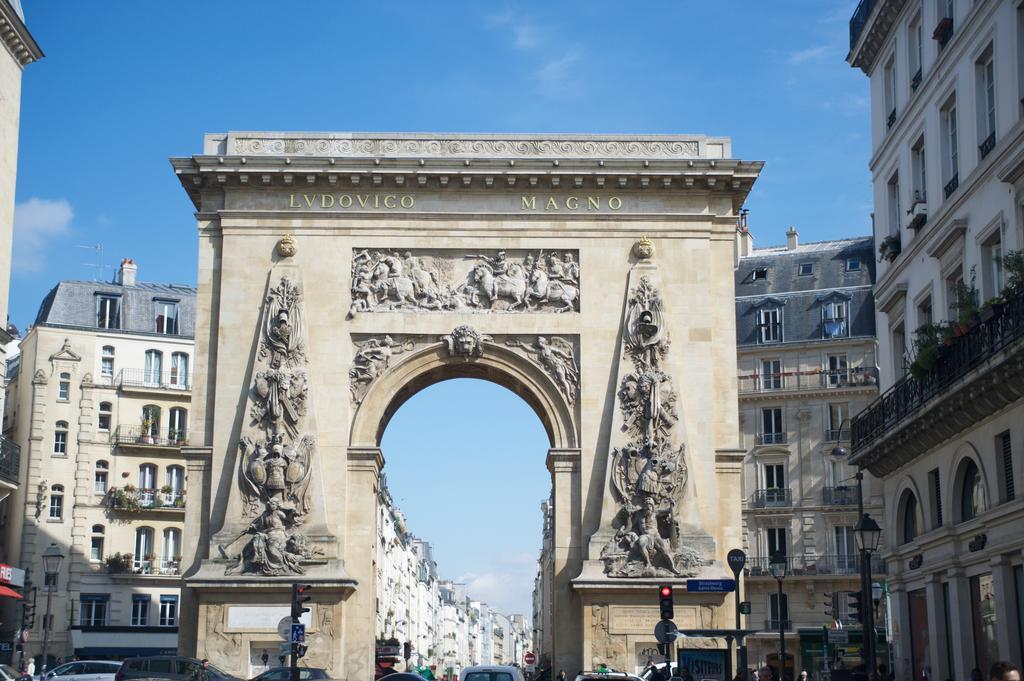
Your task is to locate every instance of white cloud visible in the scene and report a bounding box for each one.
[457,552,537,616]
[787,44,836,65]
[534,49,584,98]
[819,93,870,116]
[12,198,74,273]
[486,10,542,51]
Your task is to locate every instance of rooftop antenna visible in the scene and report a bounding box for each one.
[77,243,110,281]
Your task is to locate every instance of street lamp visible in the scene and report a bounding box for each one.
[855,514,882,681]
[769,552,787,681]
[39,543,64,676]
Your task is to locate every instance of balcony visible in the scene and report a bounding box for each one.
[911,68,922,91]
[113,425,188,449]
[979,132,996,160]
[108,486,186,512]
[0,435,20,486]
[765,619,792,632]
[824,428,851,442]
[848,0,876,49]
[886,108,897,128]
[852,294,1024,475]
[116,368,191,392]
[750,488,792,508]
[739,367,879,395]
[104,553,181,576]
[822,486,858,506]
[943,173,959,199]
[746,554,886,578]
[756,433,788,446]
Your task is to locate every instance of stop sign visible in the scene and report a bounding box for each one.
[524,652,536,665]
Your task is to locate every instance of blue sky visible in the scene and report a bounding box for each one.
[8,1,871,616]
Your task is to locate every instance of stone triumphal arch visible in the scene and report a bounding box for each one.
[172,132,761,679]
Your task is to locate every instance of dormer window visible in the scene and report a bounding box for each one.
[758,308,783,343]
[96,295,121,330]
[846,259,862,272]
[752,267,769,282]
[822,300,850,338]
[798,263,813,276]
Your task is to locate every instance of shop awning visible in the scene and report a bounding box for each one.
[0,585,23,599]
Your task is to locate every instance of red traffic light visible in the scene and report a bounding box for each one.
[660,586,672,597]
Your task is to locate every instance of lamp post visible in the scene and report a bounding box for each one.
[769,552,788,681]
[855,514,882,681]
[39,543,65,676]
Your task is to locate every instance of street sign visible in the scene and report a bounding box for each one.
[726,549,746,576]
[278,643,292,654]
[686,579,736,593]
[277,617,293,640]
[290,623,306,643]
[827,630,849,644]
[524,652,536,666]
[738,601,751,615]
[654,620,678,644]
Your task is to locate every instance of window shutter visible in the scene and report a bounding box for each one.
[931,468,943,526]
[1000,431,1014,501]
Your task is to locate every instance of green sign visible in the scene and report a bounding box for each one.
[739,601,751,615]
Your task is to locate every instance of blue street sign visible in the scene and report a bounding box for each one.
[686,579,736,593]
[290,623,306,643]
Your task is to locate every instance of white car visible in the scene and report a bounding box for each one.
[40,661,122,681]
[461,666,528,681]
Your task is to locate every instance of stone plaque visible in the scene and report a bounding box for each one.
[610,605,698,633]
[226,606,313,631]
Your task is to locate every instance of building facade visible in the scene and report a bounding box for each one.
[0,0,43,516]
[735,229,886,676]
[848,0,1024,678]
[532,497,554,670]
[0,260,195,663]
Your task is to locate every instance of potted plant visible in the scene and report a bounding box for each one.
[1001,250,1024,300]
[909,322,950,379]
[140,417,154,444]
[980,296,1006,322]
[105,552,132,574]
[878,234,902,262]
[173,490,186,508]
[952,266,979,332]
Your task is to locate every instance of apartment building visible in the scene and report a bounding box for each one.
[848,0,1024,677]
[735,228,886,677]
[0,259,195,663]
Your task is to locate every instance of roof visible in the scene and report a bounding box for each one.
[34,279,197,338]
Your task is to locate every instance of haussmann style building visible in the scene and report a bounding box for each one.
[848,0,1024,677]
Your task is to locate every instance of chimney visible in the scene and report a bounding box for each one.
[735,209,754,258]
[786,225,799,251]
[117,258,137,287]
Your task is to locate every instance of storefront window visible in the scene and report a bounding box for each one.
[908,589,930,681]
[970,574,998,676]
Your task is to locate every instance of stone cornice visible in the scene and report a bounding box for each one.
[0,0,42,66]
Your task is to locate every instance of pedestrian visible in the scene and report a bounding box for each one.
[557,670,567,681]
[800,671,810,681]
[26,660,35,677]
[649,666,667,681]
[990,663,1021,681]
[192,659,210,681]
[682,667,695,681]
[759,667,775,681]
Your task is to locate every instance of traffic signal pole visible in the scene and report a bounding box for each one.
[291,584,312,681]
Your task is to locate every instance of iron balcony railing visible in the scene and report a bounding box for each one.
[738,367,878,394]
[852,294,1024,453]
[746,554,886,577]
[943,173,960,199]
[756,433,788,445]
[979,132,996,160]
[112,425,188,448]
[116,368,191,391]
[822,486,858,506]
[824,428,851,442]
[766,618,792,632]
[849,0,876,50]
[0,435,20,486]
[750,488,792,508]
[131,559,181,576]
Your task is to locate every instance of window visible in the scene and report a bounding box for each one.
[49,484,64,520]
[758,307,782,343]
[981,231,1004,298]
[826,353,849,387]
[139,463,157,492]
[169,408,187,443]
[166,465,185,500]
[98,402,112,432]
[941,96,960,197]
[96,295,121,330]
[142,405,161,438]
[764,463,785,490]
[760,359,782,390]
[912,136,927,204]
[929,467,944,527]
[760,407,785,444]
[960,459,987,522]
[159,595,179,627]
[822,300,849,338]
[892,321,907,377]
[80,594,109,627]
[170,352,189,388]
[765,527,787,557]
[131,595,150,627]
[53,421,68,455]
[936,0,955,50]
[162,528,181,574]
[902,491,921,543]
[833,526,857,573]
[155,300,179,335]
[90,524,104,561]
[884,55,897,127]
[769,593,790,628]
[888,171,902,233]
[917,295,933,328]
[752,267,768,281]
[100,345,115,379]
[798,263,813,276]
[946,269,965,320]
[976,46,996,159]
[58,372,70,401]
[827,403,849,441]
[909,13,923,88]
[846,258,862,272]
[135,527,155,572]
[95,460,109,493]
[997,431,1015,502]
[144,350,163,385]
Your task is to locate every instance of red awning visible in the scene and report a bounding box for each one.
[0,585,23,599]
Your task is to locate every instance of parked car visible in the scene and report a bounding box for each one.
[116,657,237,681]
[0,664,20,681]
[248,669,329,681]
[575,673,643,681]
[39,662,121,681]
[461,667,527,681]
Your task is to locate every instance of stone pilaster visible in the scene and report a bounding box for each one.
[924,572,949,681]
[945,568,975,677]
[547,447,581,674]
[989,553,1021,662]
[178,445,212,657]
[343,446,383,681]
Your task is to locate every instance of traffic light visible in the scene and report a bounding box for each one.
[22,589,35,628]
[291,584,312,619]
[658,585,674,621]
[657,643,668,657]
[294,644,308,659]
[847,590,864,624]
[823,591,837,619]
[403,641,412,660]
